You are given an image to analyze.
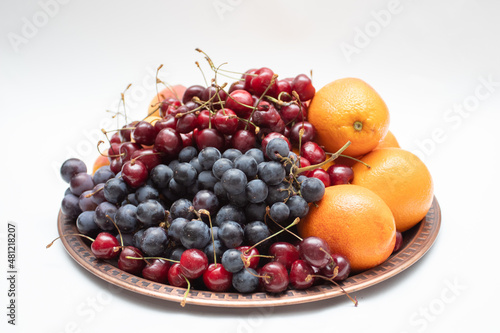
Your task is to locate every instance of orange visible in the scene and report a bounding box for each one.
[308,78,390,157]
[298,185,396,272]
[147,85,186,117]
[351,148,433,232]
[376,130,400,149]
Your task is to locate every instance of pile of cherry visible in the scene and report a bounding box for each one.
[52,65,358,305]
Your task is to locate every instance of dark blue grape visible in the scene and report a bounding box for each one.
[133,229,144,249]
[221,168,247,195]
[245,148,265,164]
[189,157,203,174]
[212,158,234,180]
[60,158,87,183]
[178,146,198,162]
[232,268,259,293]
[300,177,326,202]
[286,195,309,218]
[219,221,244,248]
[92,165,115,185]
[94,201,118,231]
[140,227,169,256]
[76,211,99,236]
[245,179,268,203]
[269,202,290,224]
[180,220,211,249]
[173,162,198,186]
[115,204,139,233]
[115,232,134,247]
[61,193,82,219]
[168,178,187,197]
[215,204,246,226]
[150,164,173,189]
[170,198,195,220]
[222,148,242,162]
[258,161,285,185]
[168,217,189,242]
[198,170,218,190]
[221,249,244,273]
[214,182,228,203]
[198,147,221,170]
[244,221,270,248]
[266,138,290,162]
[135,184,160,203]
[245,202,267,222]
[204,239,226,264]
[266,182,290,205]
[124,193,139,206]
[136,200,165,227]
[103,177,129,204]
[169,246,186,262]
[234,155,258,179]
[227,191,249,208]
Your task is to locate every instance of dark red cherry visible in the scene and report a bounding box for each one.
[290,121,315,144]
[142,259,171,283]
[289,259,315,289]
[121,160,148,188]
[260,262,289,293]
[182,85,205,104]
[225,90,254,118]
[91,232,120,259]
[291,74,315,101]
[202,263,233,292]
[154,128,183,160]
[326,165,354,185]
[118,246,146,275]
[300,141,326,165]
[130,148,161,172]
[132,121,156,146]
[269,242,300,270]
[309,168,331,188]
[195,128,225,151]
[298,236,332,269]
[180,249,209,280]
[213,109,239,135]
[167,263,188,287]
[236,246,260,269]
[119,142,142,162]
[230,129,256,153]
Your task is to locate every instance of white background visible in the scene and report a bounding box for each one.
[1,0,499,332]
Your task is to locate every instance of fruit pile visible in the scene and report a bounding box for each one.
[51,52,434,306]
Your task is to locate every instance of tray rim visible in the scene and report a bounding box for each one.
[57,196,441,307]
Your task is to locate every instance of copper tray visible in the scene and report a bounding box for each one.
[57,197,441,307]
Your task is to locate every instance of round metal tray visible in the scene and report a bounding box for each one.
[57,197,441,307]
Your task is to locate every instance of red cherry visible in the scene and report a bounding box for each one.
[154,115,177,132]
[167,263,188,287]
[326,164,354,185]
[119,122,138,142]
[275,79,292,101]
[321,253,351,281]
[142,259,171,284]
[118,246,146,275]
[108,142,122,160]
[182,85,205,104]
[132,121,156,146]
[109,157,123,174]
[130,148,161,172]
[90,232,120,259]
[154,128,183,160]
[279,103,307,124]
[289,260,315,289]
[213,109,239,135]
[260,262,289,293]
[300,141,326,165]
[202,263,233,292]
[269,242,300,270]
[180,248,209,280]
[298,156,311,176]
[298,236,332,269]
[110,132,121,144]
[159,98,181,117]
[176,113,198,134]
[121,160,148,188]
[236,246,260,269]
[196,110,212,130]
[230,129,256,153]
[196,128,225,151]
[243,68,257,92]
[119,142,142,162]
[251,68,277,96]
[290,121,315,144]
[291,74,315,101]
[309,168,331,187]
[225,90,254,118]
[393,231,403,253]
[180,132,194,148]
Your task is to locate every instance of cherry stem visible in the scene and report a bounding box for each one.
[84,186,104,198]
[46,234,95,249]
[181,275,191,307]
[307,274,358,307]
[97,140,124,159]
[335,154,371,168]
[244,217,300,255]
[265,206,303,241]
[198,209,217,268]
[294,141,351,174]
[106,214,123,247]
[125,256,179,264]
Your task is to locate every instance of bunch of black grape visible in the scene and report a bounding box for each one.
[59,136,326,293]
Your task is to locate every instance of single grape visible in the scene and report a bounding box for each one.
[180,220,211,249]
[136,200,165,227]
[94,201,118,231]
[245,179,268,204]
[140,227,169,257]
[115,204,139,233]
[221,168,247,195]
[218,221,244,249]
[286,195,309,218]
[198,147,222,170]
[221,249,245,273]
[300,177,325,203]
[60,158,87,183]
[76,211,99,236]
[269,202,290,224]
[232,268,259,293]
